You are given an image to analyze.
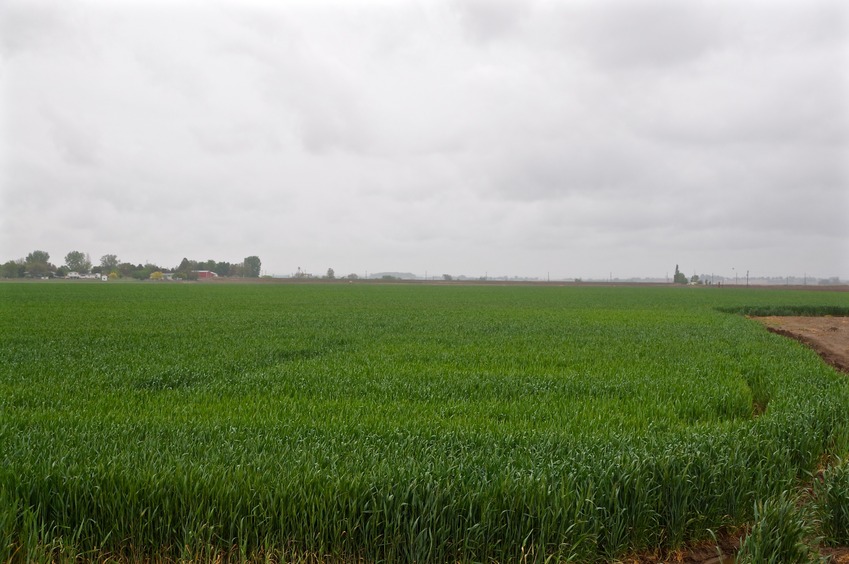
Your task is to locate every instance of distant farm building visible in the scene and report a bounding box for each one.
[193,270,218,279]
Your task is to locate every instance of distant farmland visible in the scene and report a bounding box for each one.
[1,283,847,561]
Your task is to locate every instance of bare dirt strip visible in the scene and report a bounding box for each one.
[755,316,849,374]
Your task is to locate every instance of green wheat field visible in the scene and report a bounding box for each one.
[1,282,848,562]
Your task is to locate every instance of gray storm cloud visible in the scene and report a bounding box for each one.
[1,0,847,279]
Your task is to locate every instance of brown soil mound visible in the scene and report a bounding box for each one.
[754,316,849,373]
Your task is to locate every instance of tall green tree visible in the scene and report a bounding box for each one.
[214,261,233,276]
[100,254,119,273]
[65,251,92,274]
[25,250,53,277]
[26,250,50,264]
[673,264,688,285]
[244,256,261,278]
[1,260,24,278]
[176,257,197,273]
[117,263,138,278]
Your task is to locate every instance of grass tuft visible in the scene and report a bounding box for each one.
[814,458,849,546]
[737,492,816,564]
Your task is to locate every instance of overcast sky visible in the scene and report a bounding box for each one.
[2,0,847,280]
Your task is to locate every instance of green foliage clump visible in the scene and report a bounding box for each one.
[717,305,849,317]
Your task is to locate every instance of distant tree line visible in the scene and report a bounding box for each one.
[1,250,262,280]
